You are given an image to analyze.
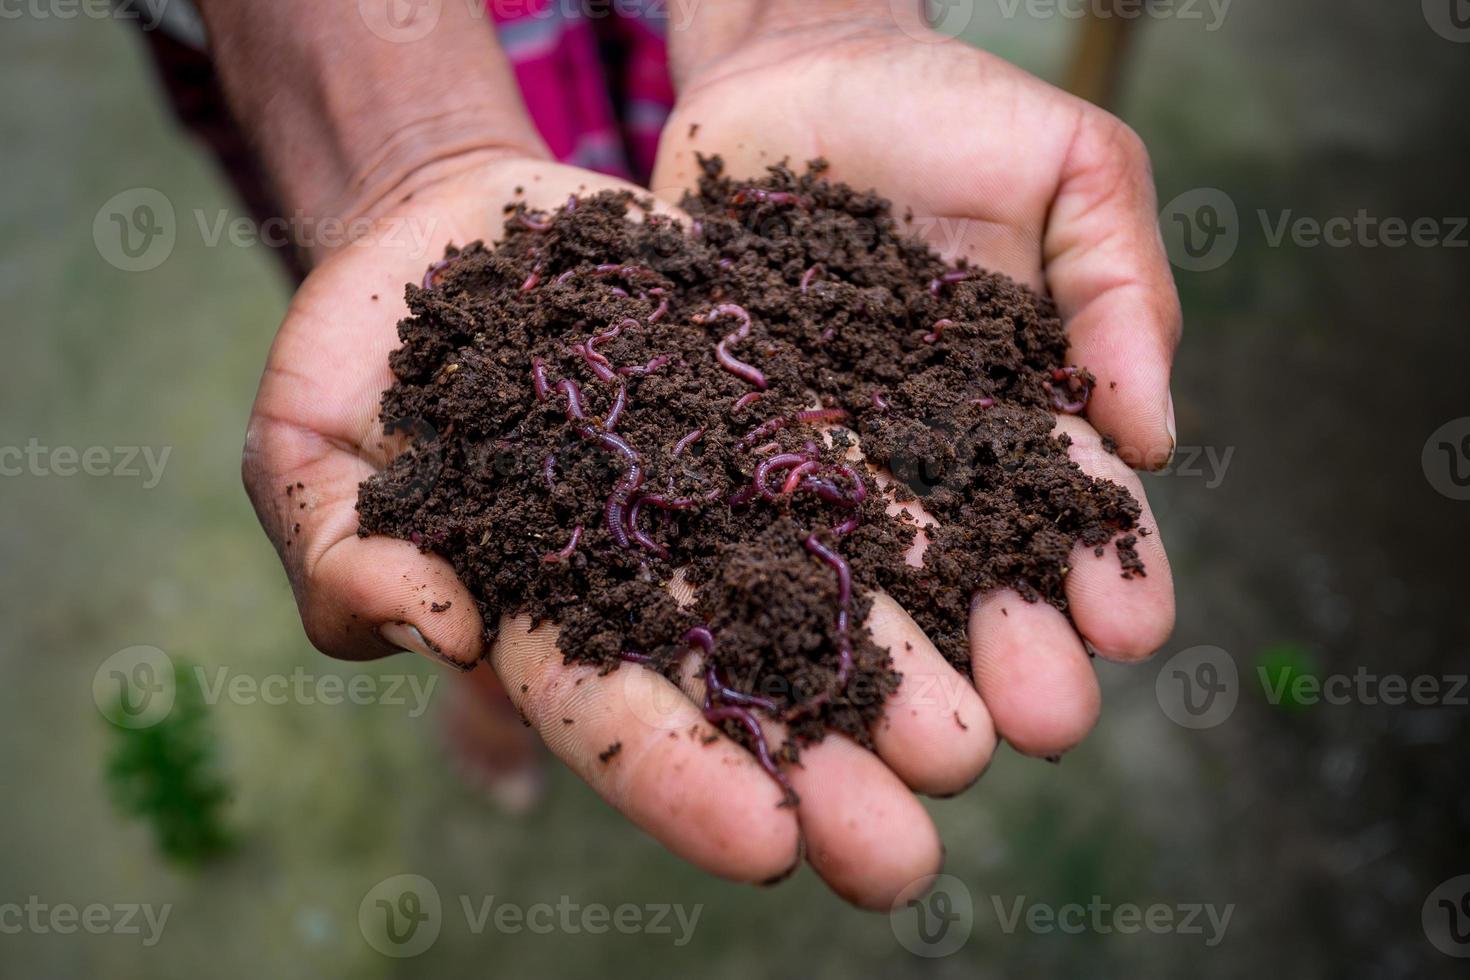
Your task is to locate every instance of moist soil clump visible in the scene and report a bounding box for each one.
[357,158,1144,789]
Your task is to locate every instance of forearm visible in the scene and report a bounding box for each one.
[666,0,901,87]
[195,0,546,237]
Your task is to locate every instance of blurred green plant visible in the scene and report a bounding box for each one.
[104,660,235,865]
[1254,643,1320,714]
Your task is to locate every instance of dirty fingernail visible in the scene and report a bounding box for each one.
[1164,390,1178,463]
[380,621,471,672]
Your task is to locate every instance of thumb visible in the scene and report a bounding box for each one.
[1043,109,1182,469]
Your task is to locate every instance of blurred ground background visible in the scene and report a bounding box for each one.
[2,0,1467,976]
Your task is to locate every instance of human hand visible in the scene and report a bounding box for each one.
[639,1,1178,905]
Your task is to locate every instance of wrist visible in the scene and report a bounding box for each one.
[667,0,905,88]
[196,0,547,260]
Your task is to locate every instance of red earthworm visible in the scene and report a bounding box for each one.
[542,454,557,490]
[970,396,996,409]
[727,483,758,507]
[796,408,850,426]
[818,327,836,344]
[541,525,583,563]
[608,286,629,298]
[565,195,578,212]
[531,357,551,401]
[671,428,704,458]
[750,441,781,456]
[780,460,822,496]
[555,269,576,287]
[871,389,890,411]
[737,408,849,449]
[927,269,973,296]
[924,318,955,343]
[422,258,451,289]
[558,379,587,420]
[516,211,552,232]
[732,391,763,412]
[647,294,669,324]
[781,534,854,720]
[705,663,780,714]
[590,318,638,352]
[582,428,643,550]
[572,343,616,383]
[617,354,673,377]
[594,263,658,283]
[619,650,653,665]
[704,703,796,805]
[754,452,813,500]
[626,493,696,560]
[717,257,734,270]
[730,188,809,208]
[520,266,542,291]
[800,264,824,294]
[1048,366,1092,414]
[699,303,768,390]
[684,625,715,657]
[604,384,628,430]
[689,219,703,238]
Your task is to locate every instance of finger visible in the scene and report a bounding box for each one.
[1054,415,1175,660]
[242,412,485,669]
[969,590,1100,758]
[491,614,802,884]
[866,593,997,796]
[787,734,943,910]
[673,643,940,908]
[1043,110,1181,468]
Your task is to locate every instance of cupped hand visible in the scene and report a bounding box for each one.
[241,154,806,892]
[642,19,1179,905]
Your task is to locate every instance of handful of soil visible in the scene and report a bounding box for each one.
[357,158,1143,800]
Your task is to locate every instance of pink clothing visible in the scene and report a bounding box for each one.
[486,1,674,182]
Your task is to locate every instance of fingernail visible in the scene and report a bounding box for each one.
[759,836,806,887]
[1164,390,1178,465]
[380,621,472,672]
